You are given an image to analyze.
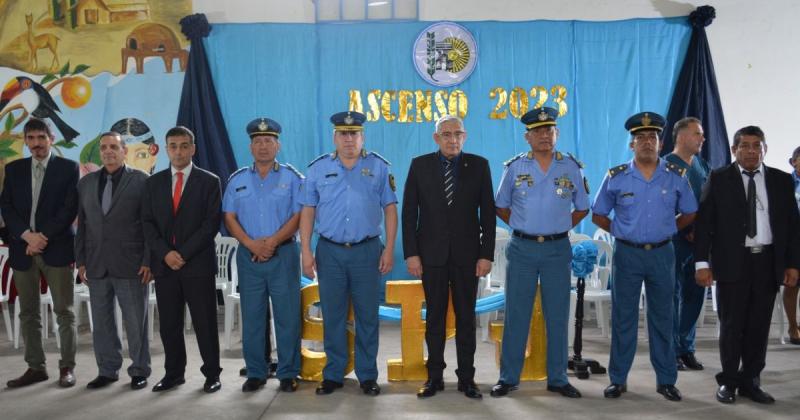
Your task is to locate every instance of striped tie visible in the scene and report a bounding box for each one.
[444,159,454,206]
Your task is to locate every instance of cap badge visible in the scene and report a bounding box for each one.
[641,113,651,127]
[258,120,268,131]
[537,110,549,121]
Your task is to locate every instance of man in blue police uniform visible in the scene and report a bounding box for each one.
[664,117,710,372]
[782,145,800,344]
[299,111,398,396]
[223,118,303,393]
[592,112,697,401]
[490,107,589,399]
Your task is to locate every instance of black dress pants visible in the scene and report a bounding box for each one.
[155,271,221,379]
[422,261,479,381]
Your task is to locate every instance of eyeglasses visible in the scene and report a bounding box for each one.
[438,131,465,140]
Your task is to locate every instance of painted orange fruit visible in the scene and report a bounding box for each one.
[61,77,92,109]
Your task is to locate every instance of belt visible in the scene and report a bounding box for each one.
[617,238,671,250]
[512,230,569,243]
[319,235,378,248]
[747,244,772,254]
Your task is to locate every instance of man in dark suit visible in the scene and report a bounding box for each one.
[402,115,495,399]
[1,118,79,388]
[76,132,151,390]
[141,126,223,393]
[695,125,800,404]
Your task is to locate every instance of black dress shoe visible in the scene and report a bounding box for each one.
[204,377,222,393]
[547,383,582,398]
[603,383,627,398]
[417,379,445,398]
[457,380,483,399]
[279,378,298,392]
[789,336,800,345]
[6,368,48,388]
[130,376,147,390]
[86,375,118,389]
[675,357,687,371]
[716,385,736,404]
[738,385,775,404]
[360,380,381,396]
[679,353,704,370]
[242,378,266,392]
[315,379,343,395]
[656,384,682,401]
[151,377,185,392]
[489,381,517,397]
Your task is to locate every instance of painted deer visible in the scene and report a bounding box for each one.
[25,14,60,71]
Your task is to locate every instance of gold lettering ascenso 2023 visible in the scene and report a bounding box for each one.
[348,86,568,123]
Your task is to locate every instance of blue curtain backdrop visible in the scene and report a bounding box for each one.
[204,18,692,280]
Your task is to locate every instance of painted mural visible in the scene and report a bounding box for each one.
[0,0,191,187]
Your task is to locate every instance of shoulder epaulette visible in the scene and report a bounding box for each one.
[566,152,585,168]
[283,163,305,179]
[504,152,526,166]
[369,151,391,165]
[608,164,628,178]
[308,153,329,167]
[227,166,248,182]
[555,151,563,161]
[665,161,687,177]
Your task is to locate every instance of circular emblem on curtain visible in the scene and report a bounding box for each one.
[413,22,478,87]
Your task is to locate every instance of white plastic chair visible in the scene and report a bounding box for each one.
[479,234,510,342]
[72,272,93,333]
[592,228,614,245]
[1,247,14,341]
[223,249,242,350]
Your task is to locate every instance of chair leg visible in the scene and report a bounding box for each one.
[51,303,60,349]
[596,300,609,338]
[223,299,234,350]
[148,301,155,342]
[2,303,13,342]
[115,299,124,344]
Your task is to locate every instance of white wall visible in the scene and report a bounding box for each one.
[192,0,800,169]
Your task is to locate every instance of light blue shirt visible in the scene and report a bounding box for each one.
[592,158,697,243]
[300,151,397,243]
[223,162,303,238]
[496,151,590,235]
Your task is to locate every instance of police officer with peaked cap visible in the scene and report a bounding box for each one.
[223,117,303,393]
[298,111,398,396]
[490,107,590,398]
[591,111,697,401]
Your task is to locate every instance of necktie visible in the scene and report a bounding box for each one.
[744,170,759,238]
[444,159,454,206]
[101,174,113,215]
[30,162,44,230]
[173,171,184,214]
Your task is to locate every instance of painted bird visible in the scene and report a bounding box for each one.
[0,76,79,142]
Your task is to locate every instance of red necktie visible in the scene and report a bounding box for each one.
[172,171,184,214]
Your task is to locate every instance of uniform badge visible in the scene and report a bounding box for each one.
[538,110,549,121]
[515,174,532,187]
[258,120,268,132]
[361,168,372,177]
[389,174,396,192]
[554,174,574,198]
[642,113,651,127]
[344,114,354,125]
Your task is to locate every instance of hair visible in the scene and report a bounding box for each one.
[165,126,195,144]
[672,117,702,142]
[435,115,464,133]
[732,125,765,148]
[99,131,124,145]
[110,118,154,145]
[23,118,54,139]
[790,146,800,163]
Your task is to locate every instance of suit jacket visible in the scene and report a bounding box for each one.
[694,163,800,286]
[141,165,221,278]
[0,155,78,270]
[402,152,496,267]
[75,165,149,279]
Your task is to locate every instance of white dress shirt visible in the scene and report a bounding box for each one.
[171,162,193,196]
